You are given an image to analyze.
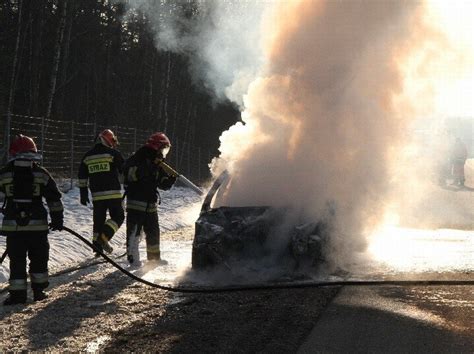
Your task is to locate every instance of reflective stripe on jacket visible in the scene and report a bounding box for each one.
[0,161,63,235]
[123,146,176,209]
[126,199,158,213]
[78,143,124,201]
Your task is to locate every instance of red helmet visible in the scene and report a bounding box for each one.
[98,129,118,148]
[9,134,37,157]
[145,132,171,151]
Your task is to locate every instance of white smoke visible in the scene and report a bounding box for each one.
[119,0,472,270]
[211,1,432,267]
[120,0,269,106]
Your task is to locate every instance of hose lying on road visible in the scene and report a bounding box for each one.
[0,249,7,264]
[0,248,126,295]
[1,226,473,296]
[62,226,474,293]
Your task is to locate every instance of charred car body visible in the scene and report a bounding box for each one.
[192,171,334,271]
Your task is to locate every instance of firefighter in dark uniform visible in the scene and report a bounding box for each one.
[0,135,63,305]
[78,129,124,254]
[124,132,176,265]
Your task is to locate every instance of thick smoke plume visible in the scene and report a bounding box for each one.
[213,1,432,267]
[121,1,471,269]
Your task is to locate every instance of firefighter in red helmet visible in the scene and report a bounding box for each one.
[78,129,124,254]
[0,135,63,305]
[123,132,177,265]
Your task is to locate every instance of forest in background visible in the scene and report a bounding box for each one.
[0,0,239,163]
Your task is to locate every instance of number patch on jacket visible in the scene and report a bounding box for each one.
[88,162,111,174]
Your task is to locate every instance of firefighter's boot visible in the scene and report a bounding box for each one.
[33,289,48,302]
[92,241,103,257]
[147,251,168,266]
[3,290,27,306]
[127,226,141,266]
[92,233,103,256]
[152,258,168,265]
[98,234,113,254]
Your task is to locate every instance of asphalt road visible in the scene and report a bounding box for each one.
[299,284,474,353]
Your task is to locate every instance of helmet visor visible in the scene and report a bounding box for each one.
[160,146,170,158]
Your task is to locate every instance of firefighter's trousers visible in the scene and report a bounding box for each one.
[6,232,49,296]
[92,198,124,242]
[451,160,466,184]
[126,209,161,262]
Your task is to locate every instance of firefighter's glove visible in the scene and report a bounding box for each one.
[80,195,90,206]
[80,188,90,206]
[50,218,63,231]
[159,175,177,190]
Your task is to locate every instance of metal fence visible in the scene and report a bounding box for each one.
[1,114,213,186]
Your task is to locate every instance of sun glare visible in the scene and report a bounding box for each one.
[368,226,474,273]
[426,0,474,117]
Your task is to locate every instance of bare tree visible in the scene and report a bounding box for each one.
[55,0,75,120]
[4,0,23,159]
[29,1,45,116]
[162,51,172,132]
[45,0,68,120]
[0,0,237,179]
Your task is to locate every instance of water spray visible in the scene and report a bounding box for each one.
[159,161,204,196]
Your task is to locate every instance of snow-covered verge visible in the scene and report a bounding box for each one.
[0,186,203,283]
[0,238,339,352]
[0,222,340,352]
[0,159,474,288]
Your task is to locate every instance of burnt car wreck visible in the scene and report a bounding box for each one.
[192,171,334,271]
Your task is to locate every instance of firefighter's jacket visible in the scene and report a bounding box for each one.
[0,160,63,235]
[124,147,176,213]
[78,143,124,202]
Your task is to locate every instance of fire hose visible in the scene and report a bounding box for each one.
[59,226,474,293]
[1,226,472,296]
[158,161,204,196]
[0,249,7,264]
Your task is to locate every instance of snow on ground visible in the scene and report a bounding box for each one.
[0,186,203,283]
[346,227,474,280]
[1,170,473,286]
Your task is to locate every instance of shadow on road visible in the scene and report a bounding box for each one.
[24,267,133,351]
[104,287,340,353]
[299,286,474,353]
